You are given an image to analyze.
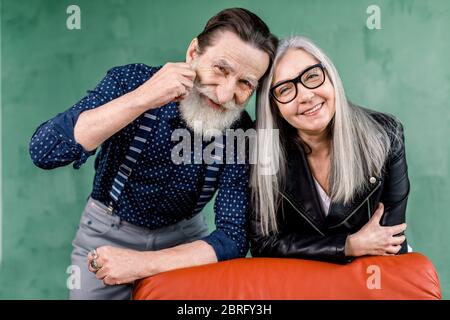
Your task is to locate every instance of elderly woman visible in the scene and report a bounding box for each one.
[250,36,410,263]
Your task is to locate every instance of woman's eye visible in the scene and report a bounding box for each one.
[278,86,291,96]
[305,73,318,80]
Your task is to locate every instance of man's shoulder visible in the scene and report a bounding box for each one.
[106,63,162,90]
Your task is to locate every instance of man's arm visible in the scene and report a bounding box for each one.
[90,150,251,284]
[74,63,196,151]
[29,63,195,168]
[89,240,217,285]
[73,86,150,152]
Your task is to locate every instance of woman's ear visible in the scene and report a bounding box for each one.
[186,38,199,64]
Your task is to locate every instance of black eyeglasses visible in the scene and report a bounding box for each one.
[270,63,326,104]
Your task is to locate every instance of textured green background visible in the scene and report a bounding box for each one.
[1,0,449,299]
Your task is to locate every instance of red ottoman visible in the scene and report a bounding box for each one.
[133,253,441,300]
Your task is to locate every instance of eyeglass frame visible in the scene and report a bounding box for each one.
[270,63,326,104]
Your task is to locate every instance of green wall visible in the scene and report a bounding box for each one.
[1,0,449,299]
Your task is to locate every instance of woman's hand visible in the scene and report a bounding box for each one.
[345,203,407,257]
[87,246,153,286]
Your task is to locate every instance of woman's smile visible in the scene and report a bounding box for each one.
[299,102,324,116]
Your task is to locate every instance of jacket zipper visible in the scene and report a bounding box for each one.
[328,180,382,229]
[281,193,325,236]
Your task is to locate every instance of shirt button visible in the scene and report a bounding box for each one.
[369,177,377,184]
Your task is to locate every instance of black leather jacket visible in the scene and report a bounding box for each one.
[249,111,410,263]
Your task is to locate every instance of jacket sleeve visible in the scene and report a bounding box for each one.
[380,121,410,253]
[248,210,353,264]
[29,66,126,170]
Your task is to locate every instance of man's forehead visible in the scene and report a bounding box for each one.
[201,31,270,79]
[210,50,268,81]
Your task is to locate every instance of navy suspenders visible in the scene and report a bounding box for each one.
[108,106,222,216]
[109,110,159,203]
[192,142,224,215]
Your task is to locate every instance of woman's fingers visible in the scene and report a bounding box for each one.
[385,245,402,254]
[390,235,406,246]
[370,202,384,224]
[386,223,407,236]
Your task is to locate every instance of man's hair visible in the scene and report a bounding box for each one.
[196,8,278,63]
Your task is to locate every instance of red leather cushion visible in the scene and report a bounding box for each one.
[133,253,441,300]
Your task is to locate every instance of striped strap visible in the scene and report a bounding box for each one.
[109,111,158,203]
[192,141,224,214]
[109,110,223,215]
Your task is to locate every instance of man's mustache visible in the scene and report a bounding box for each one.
[192,81,242,112]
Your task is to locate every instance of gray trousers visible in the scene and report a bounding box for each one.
[69,197,209,300]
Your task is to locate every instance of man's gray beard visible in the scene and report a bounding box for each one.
[178,86,244,140]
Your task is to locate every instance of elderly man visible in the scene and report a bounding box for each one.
[29,8,277,299]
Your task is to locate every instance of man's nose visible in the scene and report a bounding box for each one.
[216,80,236,105]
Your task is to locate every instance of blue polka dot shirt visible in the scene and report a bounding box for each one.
[29,63,253,261]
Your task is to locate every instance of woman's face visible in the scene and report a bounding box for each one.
[272,49,335,136]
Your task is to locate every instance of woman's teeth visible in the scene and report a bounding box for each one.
[302,102,323,116]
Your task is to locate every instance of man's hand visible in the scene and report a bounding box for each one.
[345,203,407,257]
[87,246,150,285]
[87,240,217,286]
[133,62,196,110]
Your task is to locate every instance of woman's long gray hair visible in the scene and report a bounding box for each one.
[251,36,394,236]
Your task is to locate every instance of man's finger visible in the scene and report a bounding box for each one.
[87,249,96,260]
[172,63,197,78]
[102,276,115,286]
[87,261,97,273]
[95,267,107,280]
[178,76,194,89]
[87,257,101,273]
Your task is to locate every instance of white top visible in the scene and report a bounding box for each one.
[313,177,331,216]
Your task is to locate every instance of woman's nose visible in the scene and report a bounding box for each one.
[296,85,315,103]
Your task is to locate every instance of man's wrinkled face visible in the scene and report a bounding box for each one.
[179,31,270,138]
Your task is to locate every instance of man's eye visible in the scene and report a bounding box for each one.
[215,65,227,74]
[242,80,253,89]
